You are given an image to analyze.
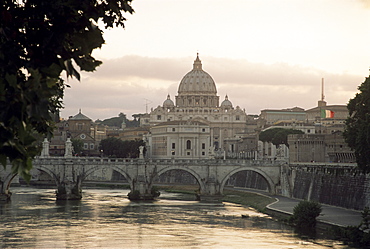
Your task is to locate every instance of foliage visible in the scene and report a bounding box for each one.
[259,128,304,147]
[101,113,127,127]
[99,138,145,158]
[100,113,140,128]
[360,206,370,231]
[0,0,134,180]
[343,76,370,173]
[151,186,161,198]
[71,139,84,155]
[127,190,140,200]
[332,207,370,247]
[290,200,322,228]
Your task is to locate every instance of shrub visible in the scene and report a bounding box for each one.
[151,186,160,198]
[127,190,141,200]
[291,200,322,228]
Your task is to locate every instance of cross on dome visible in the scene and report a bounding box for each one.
[193,53,202,70]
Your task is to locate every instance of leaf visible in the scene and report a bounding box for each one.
[0,154,7,168]
[41,63,63,79]
[5,73,17,87]
[64,59,80,81]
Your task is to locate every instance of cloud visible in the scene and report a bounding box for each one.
[84,55,191,81]
[61,55,364,120]
[358,0,370,8]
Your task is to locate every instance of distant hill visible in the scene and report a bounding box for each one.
[99,113,140,128]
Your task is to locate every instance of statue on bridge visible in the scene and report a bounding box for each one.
[64,138,73,158]
[139,146,144,159]
[40,138,50,158]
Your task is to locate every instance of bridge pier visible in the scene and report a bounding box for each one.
[197,178,223,202]
[0,168,18,202]
[54,160,83,200]
[56,178,82,200]
[128,175,159,200]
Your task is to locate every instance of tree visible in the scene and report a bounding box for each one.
[99,137,121,157]
[291,200,322,228]
[99,138,144,158]
[71,139,84,155]
[259,128,304,147]
[0,1,134,180]
[101,114,126,127]
[344,76,370,173]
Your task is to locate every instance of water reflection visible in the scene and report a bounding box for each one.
[0,187,350,248]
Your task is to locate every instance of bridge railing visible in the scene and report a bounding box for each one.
[34,156,284,167]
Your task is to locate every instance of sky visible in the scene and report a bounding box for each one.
[61,0,370,121]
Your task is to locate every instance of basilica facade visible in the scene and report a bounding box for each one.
[144,54,256,159]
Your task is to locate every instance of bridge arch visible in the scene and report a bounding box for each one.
[33,165,61,185]
[220,167,276,194]
[155,166,206,192]
[82,165,133,188]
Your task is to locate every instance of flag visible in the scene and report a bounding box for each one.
[321,109,335,118]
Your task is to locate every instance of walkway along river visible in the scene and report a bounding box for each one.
[0,187,355,248]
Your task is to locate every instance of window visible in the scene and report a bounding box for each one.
[84,143,88,149]
[214,141,219,150]
[172,128,175,132]
[202,128,206,132]
[157,115,161,120]
[172,143,175,149]
[90,144,94,149]
[202,151,205,156]
[187,152,190,155]
[236,115,240,121]
[186,140,191,149]
[202,143,205,149]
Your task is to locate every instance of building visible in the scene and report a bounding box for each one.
[288,131,355,163]
[259,107,306,126]
[286,87,353,162]
[256,78,353,162]
[145,54,257,159]
[49,110,106,156]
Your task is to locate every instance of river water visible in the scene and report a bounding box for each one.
[0,187,350,248]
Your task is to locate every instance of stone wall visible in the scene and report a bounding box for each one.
[289,165,369,210]
[228,170,269,191]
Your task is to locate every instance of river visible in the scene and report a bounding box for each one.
[0,187,351,248]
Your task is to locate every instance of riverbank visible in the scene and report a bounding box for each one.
[156,185,275,212]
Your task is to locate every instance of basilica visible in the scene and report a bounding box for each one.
[143,54,257,159]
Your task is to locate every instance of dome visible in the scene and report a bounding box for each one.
[163,94,175,108]
[177,54,217,95]
[221,95,233,108]
[69,109,91,120]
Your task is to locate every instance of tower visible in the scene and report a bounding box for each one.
[318,78,327,107]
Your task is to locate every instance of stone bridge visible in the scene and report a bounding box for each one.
[1,157,283,201]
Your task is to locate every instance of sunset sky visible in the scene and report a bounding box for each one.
[61,0,370,121]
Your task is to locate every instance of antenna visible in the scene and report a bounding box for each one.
[144,98,152,114]
[321,78,325,101]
